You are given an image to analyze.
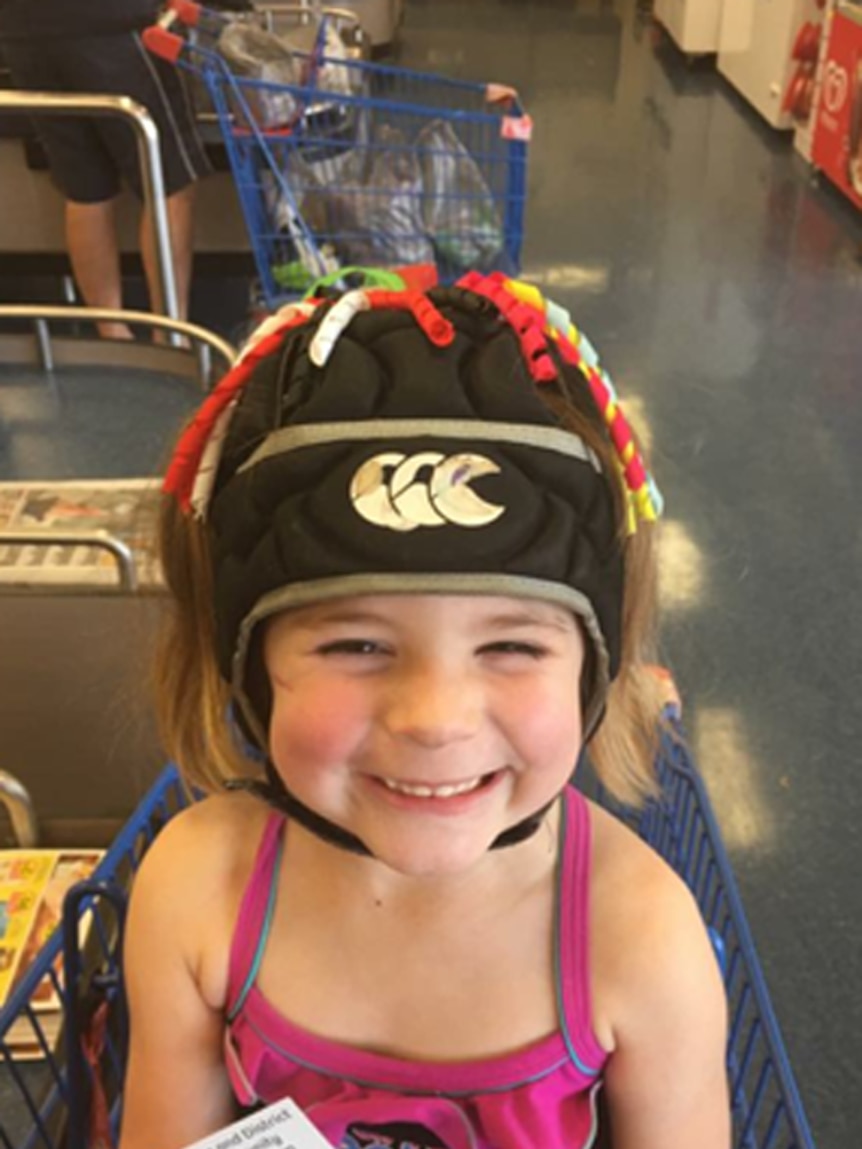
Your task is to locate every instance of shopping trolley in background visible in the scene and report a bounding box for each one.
[144,1,531,308]
[0,702,817,1149]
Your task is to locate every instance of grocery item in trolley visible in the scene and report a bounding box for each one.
[294,124,436,267]
[418,119,505,270]
[214,12,362,129]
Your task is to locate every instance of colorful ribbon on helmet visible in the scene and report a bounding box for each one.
[165,273,658,530]
[163,301,321,516]
[309,287,454,368]
[165,289,456,519]
[457,271,663,534]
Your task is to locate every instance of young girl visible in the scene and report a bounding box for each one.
[119,274,729,1149]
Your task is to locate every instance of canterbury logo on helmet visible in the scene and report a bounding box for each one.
[349,452,505,532]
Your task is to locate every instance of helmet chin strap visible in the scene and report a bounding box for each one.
[227,759,555,856]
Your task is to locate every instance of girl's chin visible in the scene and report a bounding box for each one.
[350,818,520,878]
[361,838,499,879]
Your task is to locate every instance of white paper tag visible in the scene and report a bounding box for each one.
[183,1099,335,1149]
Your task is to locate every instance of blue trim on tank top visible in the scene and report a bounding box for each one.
[244,1012,572,1096]
[228,830,284,1023]
[555,789,601,1079]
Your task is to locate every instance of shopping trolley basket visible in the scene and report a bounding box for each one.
[595,707,817,1149]
[0,769,188,1149]
[0,712,816,1149]
[144,1,531,308]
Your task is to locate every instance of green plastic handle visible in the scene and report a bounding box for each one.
[302,266,407,298]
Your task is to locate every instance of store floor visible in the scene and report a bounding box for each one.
[2,1,861,1145]
[397,2,861,1146]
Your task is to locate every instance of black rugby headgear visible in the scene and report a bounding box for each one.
[166,276,655,855]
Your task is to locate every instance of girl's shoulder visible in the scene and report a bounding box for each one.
[587,796,687,909]
[137,788,270,884]
[585,798,719,1051]
[127,789,272,1010]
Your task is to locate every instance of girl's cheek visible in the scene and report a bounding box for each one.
[505,685,582,751]
[269,682,368,769]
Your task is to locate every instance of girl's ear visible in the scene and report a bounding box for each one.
[576,620,597,733]
[226,699,267,765]
[237,626,275,757]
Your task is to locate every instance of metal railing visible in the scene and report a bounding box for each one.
[0,769,39,847]
[0,91,179,324]
[0,531,139,591]
[0,304,238,385]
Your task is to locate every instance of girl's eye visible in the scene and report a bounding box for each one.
[481,641,547,659]
[317,639,386,657]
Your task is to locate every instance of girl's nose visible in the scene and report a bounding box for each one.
[382,664,482,748]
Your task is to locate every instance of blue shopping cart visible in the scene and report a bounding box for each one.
[143,1,531,309]
[0,699,817,1149]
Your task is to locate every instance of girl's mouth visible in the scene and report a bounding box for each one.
[374,771,500,800]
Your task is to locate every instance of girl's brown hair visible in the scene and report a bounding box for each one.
[154,334,665,806]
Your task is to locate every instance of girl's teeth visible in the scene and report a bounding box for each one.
[382,776,484,799]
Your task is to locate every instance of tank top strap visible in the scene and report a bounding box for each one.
[226,810,286,1022]
[556,785,607,1078]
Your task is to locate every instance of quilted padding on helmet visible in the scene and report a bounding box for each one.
[207,287,625,746]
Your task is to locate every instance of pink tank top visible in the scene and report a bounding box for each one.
[223,786,608,1149]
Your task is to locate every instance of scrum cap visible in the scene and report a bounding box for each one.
[164,274,661,851]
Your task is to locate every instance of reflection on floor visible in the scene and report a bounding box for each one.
[1,2,860,1144]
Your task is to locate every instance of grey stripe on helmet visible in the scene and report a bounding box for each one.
[230,572,612,745]
[237,420,602,475]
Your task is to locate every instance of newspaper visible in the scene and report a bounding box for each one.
[0,479,163,589]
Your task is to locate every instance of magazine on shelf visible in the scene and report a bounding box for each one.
[0,478,163,588]
[0,849,104,1059]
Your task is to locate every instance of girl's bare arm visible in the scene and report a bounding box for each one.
[118,809,239,1149]
[602,862,730,1148]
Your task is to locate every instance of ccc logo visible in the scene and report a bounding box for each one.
[349,452,505,532]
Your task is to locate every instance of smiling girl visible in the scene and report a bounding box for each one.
[119,275,729,1149]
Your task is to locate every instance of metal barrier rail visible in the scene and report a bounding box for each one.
[0,91,179,324]
[0,530,138,591]
[0,770,38,847]
[0,304,237,385]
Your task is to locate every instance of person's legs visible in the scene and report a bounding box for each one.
[74,29,211,330]
[3,36,131,338]
[65,199,134,340]
[139,181,196,323]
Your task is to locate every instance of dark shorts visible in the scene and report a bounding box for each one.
[4,29,211,203]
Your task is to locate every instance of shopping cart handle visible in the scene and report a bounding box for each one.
[485,83,520,107]
[142,23,185,62]
[168,0,203,25]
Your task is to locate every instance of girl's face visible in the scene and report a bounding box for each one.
[263,594,585,877]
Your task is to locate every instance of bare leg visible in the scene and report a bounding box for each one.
[140,182,196,329]
[65,199,134,340]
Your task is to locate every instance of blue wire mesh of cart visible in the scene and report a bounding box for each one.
[592,708,817,1149]
[144,4,531,308]
[0,717,817,1149]
[0,768,190,1149]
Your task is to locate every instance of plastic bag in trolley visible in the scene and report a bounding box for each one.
[216,15,362,129]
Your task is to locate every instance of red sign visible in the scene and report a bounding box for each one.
[812,11,862,210]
